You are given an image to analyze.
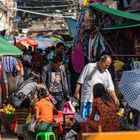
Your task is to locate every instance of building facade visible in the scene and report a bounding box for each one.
[0,0,16,34]
[16,0,78,32]
[0,0,8,31]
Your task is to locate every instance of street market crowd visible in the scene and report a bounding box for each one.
[0,41,139,140]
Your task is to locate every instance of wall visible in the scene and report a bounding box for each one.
[0,0,8,31]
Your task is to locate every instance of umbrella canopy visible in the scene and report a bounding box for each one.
[19,38,38,47]
[119,70,140,111]
[0,37,22,55]
[37,41,49,50]
[36,36,55,49]
[16,42,27,51]
[119,82,140,111]
[49,36,63,44]
[37,35,63,45]
[119,70,140,85]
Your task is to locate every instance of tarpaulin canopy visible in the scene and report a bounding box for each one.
[65,18,77,37]
[89,4,140,21]
[0,37,22,55]
[102,21,140,30]
[89,4,140,30]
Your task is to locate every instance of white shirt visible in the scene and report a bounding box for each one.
[77,63,114,103]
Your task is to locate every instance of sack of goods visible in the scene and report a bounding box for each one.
[7,79,37,108]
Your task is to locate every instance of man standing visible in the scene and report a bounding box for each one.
[0,56,8,107]
[47,42,65,63]
[42,55,69,111]
[2,56,24,95]
[74,55,119,120]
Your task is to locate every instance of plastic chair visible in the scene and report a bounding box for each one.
[36,132,56,140]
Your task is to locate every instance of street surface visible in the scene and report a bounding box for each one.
[1,133,18,140]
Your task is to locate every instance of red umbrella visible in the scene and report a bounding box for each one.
[19,38,38,47]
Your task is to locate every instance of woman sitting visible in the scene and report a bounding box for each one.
[22,86,56,140]
[34,87,54,133]
[86,83,120,132]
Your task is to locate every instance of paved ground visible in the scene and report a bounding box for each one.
[1,133,18,140]
[1,123,18,140]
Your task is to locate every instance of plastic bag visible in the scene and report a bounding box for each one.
[28,116,36,132]
[63,101,75,119]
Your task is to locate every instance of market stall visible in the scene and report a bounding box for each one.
[71,3,140,131]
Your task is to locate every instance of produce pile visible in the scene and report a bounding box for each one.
[0,104,15,114]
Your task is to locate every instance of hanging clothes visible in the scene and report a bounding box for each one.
[71,45,85,74]
[91,33,108,61]
[75,12,85,45]
[88,33,96,61]
[83,32,90,58]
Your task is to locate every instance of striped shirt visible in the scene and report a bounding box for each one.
[2,56,18,73]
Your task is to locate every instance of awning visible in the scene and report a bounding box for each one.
[89,4,140,21]
[103,21,140,30]
[0,37,22,55]
[89,4,140,30]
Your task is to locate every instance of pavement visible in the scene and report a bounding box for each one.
[0,122,18,140]
[1,133,18,140]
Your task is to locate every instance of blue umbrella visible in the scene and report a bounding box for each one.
[119,70,140,86]
[36,36,55,50]
[36,36,54,44]
[119,70,140,111]
[37,41,47,50]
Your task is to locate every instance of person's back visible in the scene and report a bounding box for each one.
[92,97,119,132]
[34,87,54,133]
[35,98,53,124]
[86,83,119,132]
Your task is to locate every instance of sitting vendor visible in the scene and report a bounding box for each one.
[34,87,54,132]
[23,87,56,140]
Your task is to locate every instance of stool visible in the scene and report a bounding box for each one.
[36,132,56,140]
